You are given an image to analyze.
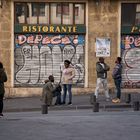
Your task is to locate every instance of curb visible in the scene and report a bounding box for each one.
[4,103,133,113]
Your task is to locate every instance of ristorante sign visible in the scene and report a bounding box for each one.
[14,25,86,34]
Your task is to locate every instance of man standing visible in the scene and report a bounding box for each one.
[94,57,110,101]
[0,62,7,117]
[112,57,122,103]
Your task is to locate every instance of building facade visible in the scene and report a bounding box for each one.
[0,0,140,97]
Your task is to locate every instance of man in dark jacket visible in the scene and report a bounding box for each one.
[112,57,122,103]
[0,62,7,117]
[94,57,110,101]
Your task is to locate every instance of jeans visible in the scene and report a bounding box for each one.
[63,84,72,103]
[114,78,122,99]
[53,91,61,105]
[95,78,110,98]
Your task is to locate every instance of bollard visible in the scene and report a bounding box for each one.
[133,101,140,111]
[90,94,96,104]
[41,104,48,114]
[93,102,99,112]
[126,93,131,103]
[93,95,97,103]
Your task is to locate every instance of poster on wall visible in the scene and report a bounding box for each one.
[95,38,111,57]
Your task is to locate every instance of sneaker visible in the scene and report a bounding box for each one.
[67,102,72,105]
[112,98,121,103]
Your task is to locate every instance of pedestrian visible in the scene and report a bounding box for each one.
[61,60,75,105]
[42,75,61,106]
[0,62,7,117]
[112,57,122,103]
[94,57,111,101]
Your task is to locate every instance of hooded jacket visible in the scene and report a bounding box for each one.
[0,68,7,96]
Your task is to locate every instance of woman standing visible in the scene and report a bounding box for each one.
[61,60,75,105]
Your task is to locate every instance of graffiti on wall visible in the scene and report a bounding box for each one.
[121,35,140,88]
[14,34,85,87]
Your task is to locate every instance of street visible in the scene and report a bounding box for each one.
[0,110,140,140]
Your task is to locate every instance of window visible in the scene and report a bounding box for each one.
[74,4,85,24]
[15,3,26,24]
[51,3,61,24]
[15,2,85,25]
[121,3,140,26]
[136,4,140,25]
[62,3,73,24]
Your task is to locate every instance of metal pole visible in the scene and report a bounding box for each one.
[93,102,99,112]
[125,93,131,103]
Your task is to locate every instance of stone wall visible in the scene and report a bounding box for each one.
[0,1,12,90]
[88,0,119,87]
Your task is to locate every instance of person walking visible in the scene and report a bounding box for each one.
[94,57,110,101]
[0,62,7,117]
[112,57,122,103]
[61,60,75,105]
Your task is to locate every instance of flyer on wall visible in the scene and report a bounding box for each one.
[95,38,111,57]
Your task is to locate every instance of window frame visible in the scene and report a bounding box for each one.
[14,2,86,25]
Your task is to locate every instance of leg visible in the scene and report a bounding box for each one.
[102,79,110,98]
[95,78,102,98]
[0,95,4,114]
[62,84,67,104]
[114,79,121,99]
[55,91,61,105]
[67,84,72,103]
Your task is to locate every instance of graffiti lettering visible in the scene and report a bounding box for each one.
[17,35,72,45]
[15,34,85,87]
[121,36,140,88]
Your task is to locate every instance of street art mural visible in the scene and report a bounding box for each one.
[121,35,140,88]
[14,34,85,87]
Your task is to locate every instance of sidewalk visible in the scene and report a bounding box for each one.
[3,92,140,112]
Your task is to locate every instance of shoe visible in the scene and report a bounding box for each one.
[112,98,121,103]
[67,102,72,105]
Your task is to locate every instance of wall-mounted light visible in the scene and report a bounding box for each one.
[0,0,3,8]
